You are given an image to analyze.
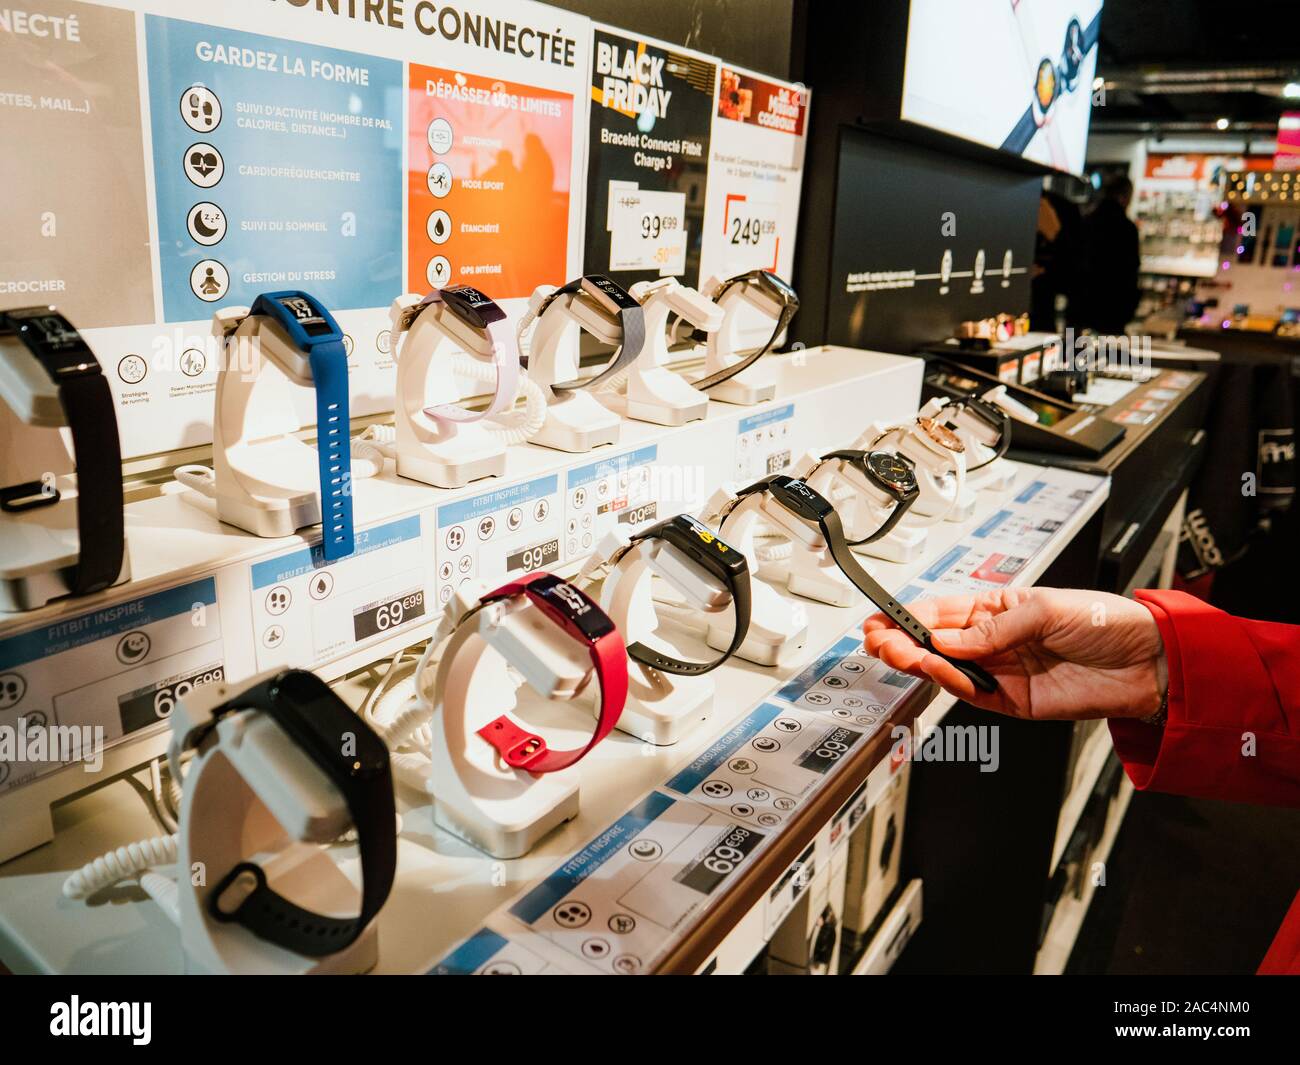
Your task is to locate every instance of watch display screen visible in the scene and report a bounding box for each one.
[758,271,798,305]
[865,451,917,495]
[440,284,506,329]
[271,670,389,774]
[662,514,747,575]
[3,307,97,376]
[530,573,616,641]
[276,294,335,338]
[581,274,639,312]
[769,476,835,522]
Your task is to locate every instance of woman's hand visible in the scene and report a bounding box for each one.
[863,587,1166,720]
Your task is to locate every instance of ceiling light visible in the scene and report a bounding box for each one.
[1216,117,1231,130]
[1284,82,1300,98]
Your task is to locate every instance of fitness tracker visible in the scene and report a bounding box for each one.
[733,475,997,693]
[611,513,751,675]
[815,449,919,545]
[939,395,1011,473]
[178,669,396,958]
[0,307,124,596]
[247,291,354,561]
[469,572,628,773]
[694,270,799,391]
[535,275,647,391]
[396,285,520,423]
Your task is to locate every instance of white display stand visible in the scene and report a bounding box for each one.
[917,396,1016,493]
[591,529,718,746]
[173,675,377,975]
[696,274,782,405]
[387,294,506,489]
[425,583,589,859]
[856,420,975,523]
[523,287,623,453]
[792,450,928,564]
[175,307,333,538]
[618,279,718,426]
[0,336,130,611]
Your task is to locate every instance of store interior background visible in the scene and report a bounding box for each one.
[547,0,1300,974]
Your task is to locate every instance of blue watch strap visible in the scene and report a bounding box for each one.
[309,341,354,561]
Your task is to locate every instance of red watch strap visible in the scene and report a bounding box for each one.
[473,572,627,774]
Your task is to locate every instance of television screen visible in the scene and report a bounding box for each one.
[901,0,1104,174]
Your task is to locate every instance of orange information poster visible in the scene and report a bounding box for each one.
[408,66,573,298]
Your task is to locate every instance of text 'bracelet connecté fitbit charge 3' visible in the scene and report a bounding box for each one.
[0,307,124,596]
[694,270,799,391]
[248,292,354,561]
[177,669,396,957]
[395,284,520,422]
[612,513,752,675]
[470,572,627,772]
[734,475,997,693]
[535,275,646,391]
[815,449,919,546]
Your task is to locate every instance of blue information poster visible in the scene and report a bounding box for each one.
[145,17,403,322]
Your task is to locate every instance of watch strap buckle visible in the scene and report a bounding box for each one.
[478,715,549,770]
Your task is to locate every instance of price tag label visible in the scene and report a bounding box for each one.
[564,445,659,559]
[720,195,780,275]
[434,475,563,607]
[607,182,687,275]
[734,403,794,481]
[248,515,428,669]
[0,578,222,795]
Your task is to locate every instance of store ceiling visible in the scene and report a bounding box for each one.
[1093,0,1300,136]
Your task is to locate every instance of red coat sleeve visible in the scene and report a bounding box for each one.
[1107,590,1300,808]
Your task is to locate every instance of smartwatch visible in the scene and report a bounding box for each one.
[941,395,1011,473]
[470,572,628,773]
[816,449,919,545]
[611,513,751,675]
[535,275,647,391]
[694,270,799,390]
[178,669,396,958]
[247,292,354,561]
[0,307,124,596]
[396,285,519,423]
[733,475,997,693]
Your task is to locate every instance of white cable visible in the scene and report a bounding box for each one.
[447,352,547,443]
[139,871,181,926]
[63,835,179,900]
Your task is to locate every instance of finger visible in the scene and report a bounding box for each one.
[864,628,930,673]
[919,656,1006,714]
[862,611,897,635]
[930,597,1046,659]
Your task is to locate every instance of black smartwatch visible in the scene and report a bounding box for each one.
[941,395,1011,473]
[536,274,647,391]
[817,449,919,545]
[0,307,124,597]
[180,669,396,957]
[734,475,997,694]
[693,270,799,390]
[611,513,752,675]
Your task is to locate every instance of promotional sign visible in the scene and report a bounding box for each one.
[584,25,716,288]
[901,0,1104,175]
[1275,112,1300,172]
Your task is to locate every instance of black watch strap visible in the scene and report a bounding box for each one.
[625,558,751,677]
[959,399,1012,472]
[819,450,917,547]
[201,672,397,958]
[818,507,997,694]
[693,278,797,391]
[59,372,125,595]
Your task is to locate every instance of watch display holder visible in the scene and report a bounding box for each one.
[387,293,507,488]
[0,335,130,611]
[426,582,589,859]
[917,395,1017,493]
[716,485,858,609]
[592,528,717,746]
[176,307,338,539]
[856,420,975,523]
[613,279,717,427]
[171,672,378,975]
[792,451,928,565]
[521,285,623,453]
[697,274,782,406]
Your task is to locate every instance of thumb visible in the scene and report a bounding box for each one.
[932,598,1045,659]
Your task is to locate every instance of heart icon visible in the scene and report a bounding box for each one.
[189,150,219,176]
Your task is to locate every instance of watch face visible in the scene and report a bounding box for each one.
[663,514,747,575]
[768,476,835,523]
[271,669,389,775]
[917,416,966,453]
[529,573,616,641]
[1035,58,1058,113]
[440,284,506,329]
[757,270,798,306]
[580,274,639,313]
[274,293,337,338]
[865,451,917,495]
[2,307,99,377]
